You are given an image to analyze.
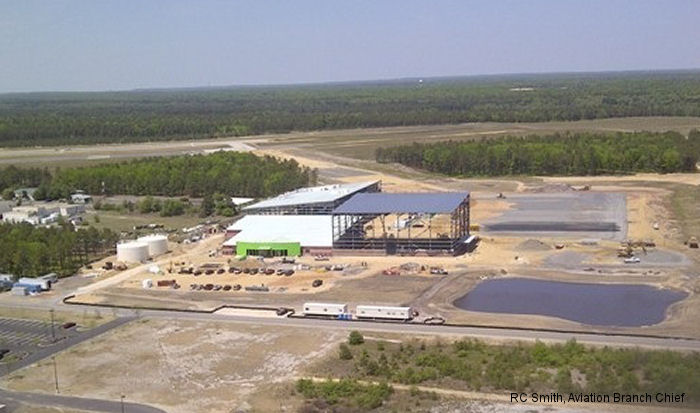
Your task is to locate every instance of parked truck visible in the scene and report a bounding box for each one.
[355,305,413,321]
[302,302,349,317]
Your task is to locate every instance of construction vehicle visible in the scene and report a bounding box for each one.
[617,240,648,257]
[688,237,699,249]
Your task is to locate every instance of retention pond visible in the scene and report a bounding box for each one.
[453,278,687,327]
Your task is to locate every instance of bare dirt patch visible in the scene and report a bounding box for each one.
[2,319,343,413]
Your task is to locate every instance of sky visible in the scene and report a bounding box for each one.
[1,0,699,93]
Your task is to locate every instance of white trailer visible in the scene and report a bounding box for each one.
[355,305,413,321]
[17,277,50,291]
[302,302,349,317]
[40,272,58,284]
[11,286,28,296]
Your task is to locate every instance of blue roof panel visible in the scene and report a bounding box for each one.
[333,192,469,214]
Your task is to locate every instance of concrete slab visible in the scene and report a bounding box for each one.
[482,192,627,240]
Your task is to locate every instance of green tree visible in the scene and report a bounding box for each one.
[200,193,214,217]
[1,188,13,200]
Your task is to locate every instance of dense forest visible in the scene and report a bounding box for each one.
[0,222,119,277]
[376,130,700,176]
[0,152,315,200]
[0,166,51,193]
[2,71,700,146]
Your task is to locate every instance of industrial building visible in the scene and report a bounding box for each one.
[243,181,380,215]
[221,179,472,257]
[1,203,85,225]
[222,215,332,257]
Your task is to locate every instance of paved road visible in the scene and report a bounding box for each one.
[4,300,700,351]
[143,309,700,351]
[0,300,699,411]
[0,389,166,413]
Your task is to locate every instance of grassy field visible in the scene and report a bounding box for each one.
[669,183,700,242]
[88,210,207,233]
[298,332,700,411]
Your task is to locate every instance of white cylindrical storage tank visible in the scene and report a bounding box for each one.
[117,241,149,263]
[137,234,168,257]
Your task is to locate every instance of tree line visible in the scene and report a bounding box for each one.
[0,152,315,200]
[376,130,700,176]
[0,166,51,197]
[0,222,119,277]
[2,71,700,146]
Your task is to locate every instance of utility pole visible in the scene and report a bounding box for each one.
[49,309,55,343]
[52,356,59,394]
[121,394,125,413]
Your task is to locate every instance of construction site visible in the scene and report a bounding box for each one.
[1,121,700,413]
[35,149,694,341]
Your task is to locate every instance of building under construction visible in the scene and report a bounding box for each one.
[224,182,473,257]
[331,192,472,256]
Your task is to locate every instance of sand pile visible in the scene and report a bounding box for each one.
[516,239,551,251]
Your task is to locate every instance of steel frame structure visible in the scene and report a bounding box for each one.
[332,194,470,255]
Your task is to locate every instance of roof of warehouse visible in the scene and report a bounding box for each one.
[333,192,469,214]
[223,215,332,247]
[243,181,378,210]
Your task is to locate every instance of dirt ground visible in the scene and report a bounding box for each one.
[2,319,344,413]
[64,175,700,338]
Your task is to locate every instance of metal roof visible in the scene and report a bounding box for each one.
[333,192,469,214]
[223,215,333,247]
[243,181,378,210]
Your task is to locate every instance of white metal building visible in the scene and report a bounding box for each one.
[222,215,333,256]
[242,181,380,215]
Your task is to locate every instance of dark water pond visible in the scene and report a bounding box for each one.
[453,278,687,327]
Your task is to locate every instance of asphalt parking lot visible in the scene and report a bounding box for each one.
[0,317,79,365]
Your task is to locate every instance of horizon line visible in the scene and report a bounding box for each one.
[2,67,700,96]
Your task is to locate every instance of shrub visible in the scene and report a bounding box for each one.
[348,331,364,346]
[338,343,353,360]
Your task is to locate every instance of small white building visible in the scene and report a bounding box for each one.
[2,206,52,225]
[70,192,92,204]
[0,274,15,283]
